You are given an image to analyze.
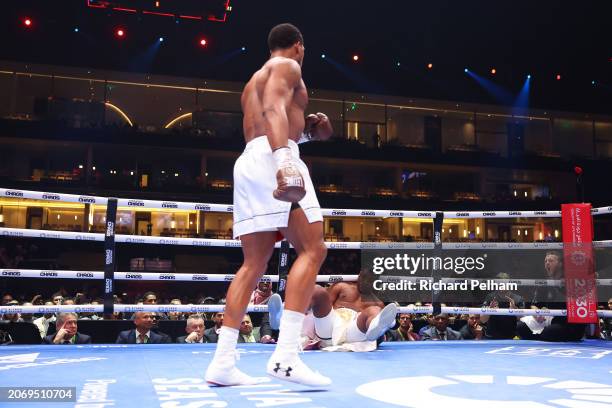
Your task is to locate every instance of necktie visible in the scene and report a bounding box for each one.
[139,334,148,344]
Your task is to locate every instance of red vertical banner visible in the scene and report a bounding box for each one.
[561,203,598,323]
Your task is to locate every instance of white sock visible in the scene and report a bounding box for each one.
[211,326,238,366]
[272,146,293,168]
[274,309,304,358]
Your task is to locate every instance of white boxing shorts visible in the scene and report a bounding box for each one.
[232,136,323,239]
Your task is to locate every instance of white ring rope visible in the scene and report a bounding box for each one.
[3,269,612,288]
[0,269,358,283]
[2,187,612,218]
[1,304,611,318]
[3,227,612,249]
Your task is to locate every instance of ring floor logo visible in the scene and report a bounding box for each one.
[356,375,612,407]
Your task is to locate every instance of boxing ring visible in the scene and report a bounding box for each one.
[1,187,612,407]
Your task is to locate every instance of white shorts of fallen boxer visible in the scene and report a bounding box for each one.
[302,309,377,352]
[232,136,323,239]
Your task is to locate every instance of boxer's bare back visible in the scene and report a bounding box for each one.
[241,57,307,146]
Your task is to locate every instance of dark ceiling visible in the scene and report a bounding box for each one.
[1,0,610,114]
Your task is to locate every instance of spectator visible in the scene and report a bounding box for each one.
[176,314,207,343]
[531,251,586,341]
[2,293,14,305]
[80,300,102,320]
[421,313,463,340]
[33,301,56,338]
[141,291,168,320]
[249,281,273,305]
[238,314,260,343]
[116,312,171,344]
[204,312,224,343]
[459,314,485,340]
[418,313,435,337]
[0,300,22,322]
[20,302,35,323]
[167,299,186,321]
[52,293,64,305]
[481,273,525,339]
[43,312,91,344]
[386,313,420,341]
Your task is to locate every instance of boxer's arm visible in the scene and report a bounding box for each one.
[262,59,302,151]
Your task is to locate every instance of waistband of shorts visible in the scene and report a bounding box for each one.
[244,136,299,158]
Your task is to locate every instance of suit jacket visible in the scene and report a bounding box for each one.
[176,334,207,343]
[237,327,261,343]
[43,332,92,344]
[115,329,172,344]
[203,327,220,343]
[421,327,463,341]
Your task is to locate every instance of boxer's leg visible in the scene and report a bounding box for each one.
[206,231,276,386]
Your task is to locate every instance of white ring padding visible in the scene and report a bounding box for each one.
[0,305,104,314]
[1,304,611,317]
[0,269,103,279]
[0,268,359,283]
[396,306,612,318]
[4,269,612,288]
[3,187,611,218]
[0,227,433,249]
[441,242,564,249]
[442,210,561,219]
[4,227,612,250]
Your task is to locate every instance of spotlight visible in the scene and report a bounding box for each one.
[158,37,164,42]
[427,63,433,69]
[321,54,326,59]
[491,68,496,75]
[592,80,596,85]
[527,74,531,79]
[241,46,246,51]
[352,54,359,61]
[464,68,469,73]
[116,28,125,38]
[23,18,32,27]
[556,74,561,80]
[396,62,401,67]
[199,38,207,47]
[74,27,79,33]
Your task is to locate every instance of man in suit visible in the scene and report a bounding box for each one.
[238,314,260,343]
[177,314,207,343]
[43,312,92,344]
[421,313,463,341]
[204,312,224,343]
[116,311,171,344]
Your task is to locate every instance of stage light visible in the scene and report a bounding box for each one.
[199,38,207,47]
[396,62,401,67]
[241,46,246,51]
[321,54,326,59]
[592,80,596,85]
[527,74,531,79]
[464,68,469,73]
[116,28,125,38]
[352,55,359,61]
[556,74,561,80]
[159,37,164,42]
[74,27,79,33]
[23,18,32,27]
[491,68,496,75]
[427,63,433,69]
